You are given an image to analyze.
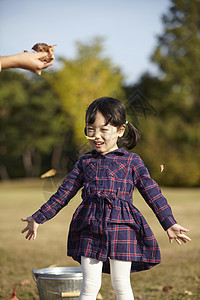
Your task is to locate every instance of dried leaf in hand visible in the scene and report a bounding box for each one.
[32,43,56,62]
[40,169,56,179]
[160,163,165,173]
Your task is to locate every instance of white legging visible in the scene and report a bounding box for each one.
[80,257,134,300]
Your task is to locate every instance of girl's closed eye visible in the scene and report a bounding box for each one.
[87,127,94,133]
[101,127,109,132]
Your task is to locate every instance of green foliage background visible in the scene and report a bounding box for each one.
[0,0,199,186]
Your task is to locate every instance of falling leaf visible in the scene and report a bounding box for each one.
[160,164,165,173]
[195,275,199,282]
[40,169,56,179]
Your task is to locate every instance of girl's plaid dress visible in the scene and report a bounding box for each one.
[32,148,176,274]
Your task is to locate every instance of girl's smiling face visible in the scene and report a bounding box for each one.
[86,111,125,155]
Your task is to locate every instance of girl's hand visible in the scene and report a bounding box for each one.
[167,224,191,245]
[21,216,39,240]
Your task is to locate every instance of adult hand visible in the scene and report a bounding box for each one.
[0,51,54,74]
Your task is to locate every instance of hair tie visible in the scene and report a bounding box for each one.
[125,121,128,125]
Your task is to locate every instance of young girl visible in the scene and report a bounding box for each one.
[22,97,191,300]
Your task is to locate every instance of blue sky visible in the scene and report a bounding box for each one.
[0,0,171,83]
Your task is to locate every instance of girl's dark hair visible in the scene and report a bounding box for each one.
[85,97,140,149]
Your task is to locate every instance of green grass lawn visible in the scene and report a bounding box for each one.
[0,179,199,299]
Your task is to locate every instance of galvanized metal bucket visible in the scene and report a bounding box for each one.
[32,267,83,299]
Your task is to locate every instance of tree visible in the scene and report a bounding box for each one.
[125,0,200,186]
[0,71,70,178]
[46,38,125,142]
[0,71,28,178]
[152,0,200,120]
[151,0,200,186]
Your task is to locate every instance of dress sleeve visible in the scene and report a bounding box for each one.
[32,158,84,224]
[132,154,177,230]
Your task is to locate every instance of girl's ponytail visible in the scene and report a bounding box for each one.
[119,122,140,150]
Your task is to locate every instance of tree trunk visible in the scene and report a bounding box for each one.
[33,151,41,177]
[22,148,33,177]
[0,164,9,180]
[51,145,63,170]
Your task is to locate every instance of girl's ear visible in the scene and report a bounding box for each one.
[118,124,126,137]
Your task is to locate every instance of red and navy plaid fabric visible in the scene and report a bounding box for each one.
[32,148,176,273]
